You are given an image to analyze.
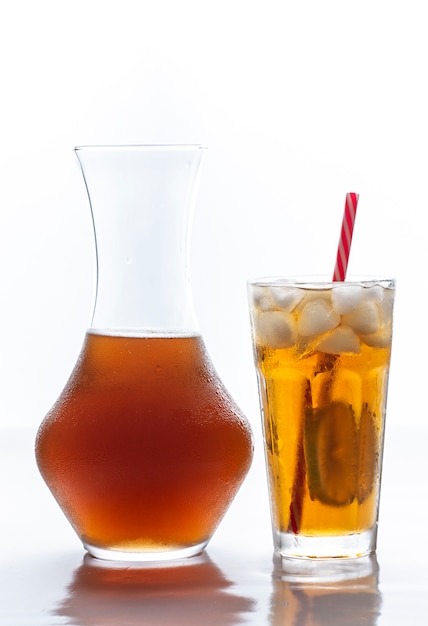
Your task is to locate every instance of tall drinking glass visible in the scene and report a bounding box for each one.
[248,277,395,559]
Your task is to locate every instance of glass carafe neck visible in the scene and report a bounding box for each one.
[75,145,205,335]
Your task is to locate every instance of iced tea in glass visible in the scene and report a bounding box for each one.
[248,277,395,558]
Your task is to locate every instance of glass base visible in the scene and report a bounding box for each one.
[273,552,379,583]
[83,540,209,563]
[273,525,377,559]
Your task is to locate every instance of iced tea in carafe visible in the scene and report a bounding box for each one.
[36,332,252,559]
[36,146,253,561]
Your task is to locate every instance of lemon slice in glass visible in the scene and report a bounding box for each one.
[305,402,358,506]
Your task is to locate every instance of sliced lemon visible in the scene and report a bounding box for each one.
[305,402,358,506]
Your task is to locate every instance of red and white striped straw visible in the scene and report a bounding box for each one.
[333,192,359,281]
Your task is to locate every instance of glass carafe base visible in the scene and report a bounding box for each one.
[83,539,209,563]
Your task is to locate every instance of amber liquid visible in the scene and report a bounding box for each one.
[36,332,253,554]
[256,340,390,536]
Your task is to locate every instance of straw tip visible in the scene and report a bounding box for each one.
[333,193,360,282]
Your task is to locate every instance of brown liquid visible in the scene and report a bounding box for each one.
[251,284,393,538]
[258,343,389,535]
[36,332,253,554]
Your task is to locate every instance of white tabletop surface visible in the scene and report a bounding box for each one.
[1,423,427,626]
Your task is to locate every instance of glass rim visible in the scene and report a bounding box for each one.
[247,275,396,289]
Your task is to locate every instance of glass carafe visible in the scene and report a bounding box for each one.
[36,145,253,561]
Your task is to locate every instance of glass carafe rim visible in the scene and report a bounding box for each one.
[75,144,206,152]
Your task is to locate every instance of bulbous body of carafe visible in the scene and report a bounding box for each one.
[35,146,253,561]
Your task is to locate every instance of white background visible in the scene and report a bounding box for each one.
[1,3,427,622]
[1,1,426,443]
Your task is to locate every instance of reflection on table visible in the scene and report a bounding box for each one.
[52,552,257,626]
[50,547,383,626]
[269,554,382,626]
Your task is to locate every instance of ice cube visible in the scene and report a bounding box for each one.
[360,327,392,348]
[270,287,304,311]
[265,368,308,471]
[331,285,364,314]
[377,289,395,323]
[365,285,384,303]
[256,310,297,348]
[331,369,363,417]
[297,299,340,336]
[342,301,380,335]
[316,326,361,354]
[363,366,388,412]
[253,286,275,311]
